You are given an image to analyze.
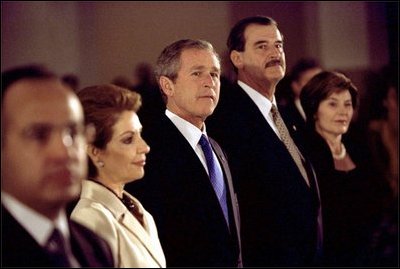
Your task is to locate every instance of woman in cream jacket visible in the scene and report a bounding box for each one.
[71,84,166,267]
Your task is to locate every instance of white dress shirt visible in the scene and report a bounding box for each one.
[165,109,218,175]
[238,80,282,139]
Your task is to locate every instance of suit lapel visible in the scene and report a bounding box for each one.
[119,192,165,267]
[1,207,53,266]
[82,181,165,267]
[209,138,242,264]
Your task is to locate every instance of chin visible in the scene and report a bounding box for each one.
[127,174,144,183]
[65,183,81,198]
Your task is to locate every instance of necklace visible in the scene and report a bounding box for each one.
[332,143,346,160]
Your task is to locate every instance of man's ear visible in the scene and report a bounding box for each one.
[230,50,243,69]
[159,76,174,97]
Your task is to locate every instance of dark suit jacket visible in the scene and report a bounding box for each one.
[279,99,306,136]
[1,205,114,267]
[206,83,321,267]
[126,114,242,267]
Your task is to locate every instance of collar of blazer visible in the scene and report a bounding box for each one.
[80,180,165,267]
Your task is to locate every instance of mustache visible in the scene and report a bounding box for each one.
[265,59,282,68]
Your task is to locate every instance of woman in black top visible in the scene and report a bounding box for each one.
[299,71,384,266]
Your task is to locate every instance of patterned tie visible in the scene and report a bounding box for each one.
[270,104,310,187]
[45,228,71,267]
[199,134,229,227]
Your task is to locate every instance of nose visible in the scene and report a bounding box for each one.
[139,137,150,154]
[269,46,281,59]
[338,105,353,117]
[203,73,216,88]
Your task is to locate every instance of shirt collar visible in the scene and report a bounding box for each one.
[165,109,207,149]
[237,80,277,113]
[1,191,70,246]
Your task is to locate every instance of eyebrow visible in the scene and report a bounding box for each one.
[326,96,352,102]
[117,129,142,138]
[189,65,205,70]
[253,39,283,46]
[24,122,80,131]
[189,65,221,73]
[254,40,268,46]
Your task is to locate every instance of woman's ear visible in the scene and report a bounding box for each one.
[87,144,100,163]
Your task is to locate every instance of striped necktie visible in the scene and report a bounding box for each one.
[270,104,310,187]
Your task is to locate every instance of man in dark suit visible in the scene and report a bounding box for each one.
[126,39,242,267]
[207,16,323,267]
[1,65,114,267]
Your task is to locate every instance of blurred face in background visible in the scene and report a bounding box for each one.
[315,89,354,139]
[1,79,87,218]
[292,67,322,98]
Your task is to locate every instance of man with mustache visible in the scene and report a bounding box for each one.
[1,65,114,267]
[207,16,323,267]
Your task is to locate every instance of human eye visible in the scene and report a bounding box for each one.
[344,101,353,107]
[64,124,87,144]
[192,71,201,77]
[257,44,268,50]
[210,72,220,79]
[65,125,79,139]
[276,42,284,49]
[122,135,134,145]
[328,101,337,107]
[23,125,52,144]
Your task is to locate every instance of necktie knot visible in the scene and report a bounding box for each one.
[270,104,278,114]
[198,134,210,149]
[45,228,71,267]
[270,104,280,122]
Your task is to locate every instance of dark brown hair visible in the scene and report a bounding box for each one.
[300,71,358,127]
[227,16,278,73]
[1,64,57,103]
[227,15,278,53]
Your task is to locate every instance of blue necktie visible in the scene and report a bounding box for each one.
[199,134,229,227]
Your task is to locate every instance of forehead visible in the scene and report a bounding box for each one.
[112,111,141,133]
[244,24,282,44]
[179,48,220,70]
[325,89,352,100]
[4,79,83,128]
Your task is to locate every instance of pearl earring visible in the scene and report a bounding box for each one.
[98,161,104,167]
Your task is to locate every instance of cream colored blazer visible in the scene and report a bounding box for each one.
[71,180,166,268]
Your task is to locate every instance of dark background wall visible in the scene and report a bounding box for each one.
[2,1,397,101]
